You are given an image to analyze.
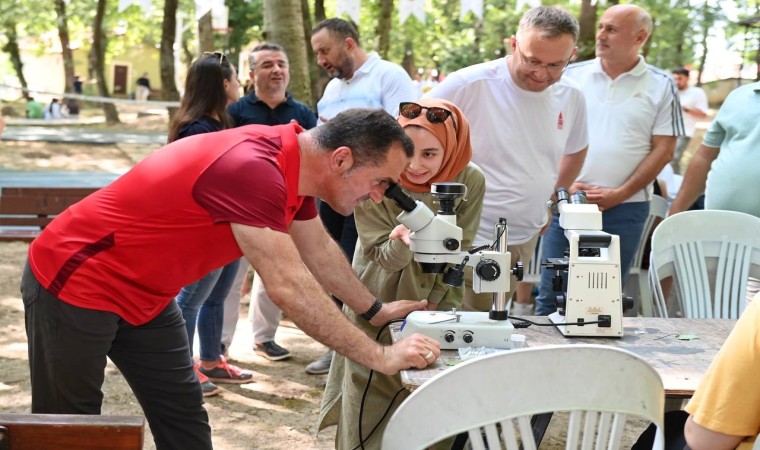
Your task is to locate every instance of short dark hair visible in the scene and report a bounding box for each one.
[312,18,361,46]
[518,6,580,42]
[249,42,287,69]
[311,109,413,168]
[672,67,690,77]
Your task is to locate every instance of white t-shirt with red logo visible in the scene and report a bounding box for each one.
[426,56,588,245]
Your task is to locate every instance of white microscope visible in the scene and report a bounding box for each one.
[385,182,523,349]
[545,188,632,337]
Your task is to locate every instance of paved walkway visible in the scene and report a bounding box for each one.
[1,125,166,146]
[0,169,121,187]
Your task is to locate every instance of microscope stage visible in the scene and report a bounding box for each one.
[399,310,515,349]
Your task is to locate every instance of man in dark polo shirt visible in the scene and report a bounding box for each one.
[224,43,318,362]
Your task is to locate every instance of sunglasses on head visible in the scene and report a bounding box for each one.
[399,102,453,124]
[202,51,226,66]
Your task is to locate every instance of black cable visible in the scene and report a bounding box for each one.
[508,315,608,327]
[353,319,405,450]
[468,223,507,254]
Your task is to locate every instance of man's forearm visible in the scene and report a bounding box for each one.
[555,148,587,191]
[290,218,377,315]
[617,136,675,201]
[670,145,718,214]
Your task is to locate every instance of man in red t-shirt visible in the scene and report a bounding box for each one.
[21,109,440,449]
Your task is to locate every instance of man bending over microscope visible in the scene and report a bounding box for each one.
[20,108,440,450]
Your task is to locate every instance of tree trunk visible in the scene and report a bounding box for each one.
[54,0,75,93]
[198,11,214,53]
[92,0,120,124]
[160,0,180,120]
[314,0,325,22]
[401,40,415,77]
[2,22,29,98]
[577,0,597,62]
[264,0,311,106]
[301,0,326,108]
[375,0,393,59]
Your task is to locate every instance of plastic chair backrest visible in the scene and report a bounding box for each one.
[627,195,669,316]
[522,235,544,284]
[381,345,665,450]
[648,210,760,318]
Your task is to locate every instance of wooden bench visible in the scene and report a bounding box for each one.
[0,413,144,450]
[0,187,98,242]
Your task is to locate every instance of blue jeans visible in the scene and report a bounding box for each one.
[176,259,241,361]
[535,201,649,316]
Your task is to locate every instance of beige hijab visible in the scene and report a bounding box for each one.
[397,98,472,193]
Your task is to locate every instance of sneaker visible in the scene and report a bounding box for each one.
[305,350,333,375]
[194,363,222,397]
[510,302,535,316]
[198,357,254,384]
[254,341,291,361]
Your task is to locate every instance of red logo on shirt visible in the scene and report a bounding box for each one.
[557,112,564,130]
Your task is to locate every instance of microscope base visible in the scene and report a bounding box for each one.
[399,311,515,349]
[548,311,623,338]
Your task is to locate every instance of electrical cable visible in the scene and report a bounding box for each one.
[352,319,406,450]
[508,315,610,327]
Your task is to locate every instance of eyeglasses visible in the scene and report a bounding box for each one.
[514,42,570,74]
[399,102,453,124]
[202,51,226,66]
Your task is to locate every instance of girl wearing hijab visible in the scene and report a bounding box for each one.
[317,98,485,450]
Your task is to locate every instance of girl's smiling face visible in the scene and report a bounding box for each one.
[403,126,445,185]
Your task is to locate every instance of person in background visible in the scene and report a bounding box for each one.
[670,80,760,302]
[44,98,63,120]
[26,97,44,119]
[534,4,683,316]
[671,67,709,174]
[307,17,418,374]
[318,99,485,449]
[136,72,151,102]
[426,6,589,317]
[169,51,251,398]
[223,42,317,362]
[682,292,760,450]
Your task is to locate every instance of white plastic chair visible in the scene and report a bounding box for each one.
[381,345,665,450]
[522,235,544,284]
[625,195,669,317]
[648,210,760,318]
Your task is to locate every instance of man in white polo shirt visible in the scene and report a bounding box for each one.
[672,67,709,174]
[426,6,589,315]
[535,4,684,315]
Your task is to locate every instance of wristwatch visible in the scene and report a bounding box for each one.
[360,298,383,321]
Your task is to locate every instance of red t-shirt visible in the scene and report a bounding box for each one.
[29,123,317,325]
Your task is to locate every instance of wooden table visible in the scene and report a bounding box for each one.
[395,316,736,398]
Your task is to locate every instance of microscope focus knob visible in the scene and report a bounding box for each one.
[463,334,473,344]
[512,261,524,281]
[444,332,455,343]
[476,259,501,281]
[443,238,459,251]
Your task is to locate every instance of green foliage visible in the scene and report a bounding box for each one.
[227,0,264,65]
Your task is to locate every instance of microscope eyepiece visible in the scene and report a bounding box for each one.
[571,190,588,204]
[384,182,418,212]
[556,187,570,204]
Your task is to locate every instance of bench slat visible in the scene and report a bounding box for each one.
[0,413,144,450]
[0,187,98,241]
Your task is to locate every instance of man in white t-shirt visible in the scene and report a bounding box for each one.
[535,4,683,315]
[427,6,589,314]
[672,67,709,174]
